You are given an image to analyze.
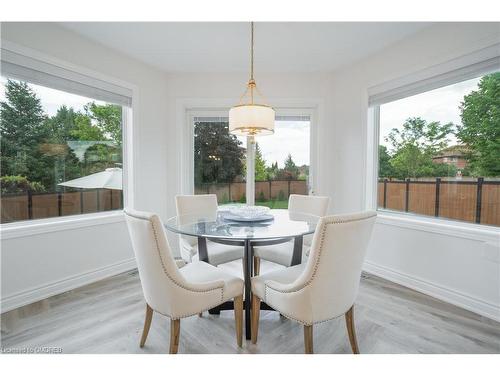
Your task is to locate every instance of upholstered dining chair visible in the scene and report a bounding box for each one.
[175,194,244,267]
[124,208,244,354]
[253,194,330,275]
[251,211,376,354]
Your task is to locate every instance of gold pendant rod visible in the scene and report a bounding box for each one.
[250,21,254,81]
[250,21,255,104]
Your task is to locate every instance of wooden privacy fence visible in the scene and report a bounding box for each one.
[195,179,308,203]
[378,178,500,226]
[1,189,123,224]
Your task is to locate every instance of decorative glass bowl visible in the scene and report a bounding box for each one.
[227,205,270,220]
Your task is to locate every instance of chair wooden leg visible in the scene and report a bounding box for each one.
[139,304,153,348]
[254,257,261,276]
[234,295,243,347]
[304,325,313,354]
[345,305,360,354]
[198,312,203,317]
[251,294,261,344]
[169,319,181,354]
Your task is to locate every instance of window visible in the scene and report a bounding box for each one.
[253,115,311,208]
[375,71,499,227]
[1,51,131,224]
[192,113,311,209]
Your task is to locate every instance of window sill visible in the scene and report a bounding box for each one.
[0,211,125,240]
[376,210,500,242]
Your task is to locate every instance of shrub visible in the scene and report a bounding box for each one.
[1,175,46,194]
[239,193,246,203]
[221,193,229,204]
[258,191,265,202]
[278,189,285,201]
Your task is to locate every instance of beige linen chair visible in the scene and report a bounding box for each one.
[251,211,376,354]
[124,208,244,354]
[175,194,244,266]
[253,194,330,274]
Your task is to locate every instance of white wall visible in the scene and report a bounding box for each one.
[1,22,169,312]
[326,22,500,321]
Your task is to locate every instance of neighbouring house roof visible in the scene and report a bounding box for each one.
[433,145,470,159]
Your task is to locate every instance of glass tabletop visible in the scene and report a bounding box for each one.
[164,209,320,241]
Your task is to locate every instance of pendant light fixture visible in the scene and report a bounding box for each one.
[229,22,275,136]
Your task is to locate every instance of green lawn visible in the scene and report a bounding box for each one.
[255,200,288,209]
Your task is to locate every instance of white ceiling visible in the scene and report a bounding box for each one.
[60,22,433,73]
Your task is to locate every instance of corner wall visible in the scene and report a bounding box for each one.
[326,22,500,320]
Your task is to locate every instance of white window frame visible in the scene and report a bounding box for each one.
[179,102,319,197]
[365,43,500,240]
[0,41,138,239]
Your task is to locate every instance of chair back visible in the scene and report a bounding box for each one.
[124,208,186,316]
[301,211,376,321]
[288,194,330,217]
[175,194,218,247]
[288,194,330,246]
[175,194,218,217]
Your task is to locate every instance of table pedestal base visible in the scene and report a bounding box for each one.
[198,236,304,340]
[208,301,275,315]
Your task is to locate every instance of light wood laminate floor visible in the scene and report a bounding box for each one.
[2,261,499,354]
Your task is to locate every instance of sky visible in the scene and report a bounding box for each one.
[239,120,311,168]
[379,76,482,151]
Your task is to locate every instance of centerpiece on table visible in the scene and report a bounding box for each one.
[221,205,273,222]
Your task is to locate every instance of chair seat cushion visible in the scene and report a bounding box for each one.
[253,242,310,267]
[180,239,243,266]
[180,261,244,300]
[251,263,306,301]
[205,241,244,266]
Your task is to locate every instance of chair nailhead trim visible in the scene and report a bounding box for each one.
[263,212,376,325]
[258,297,347,326]
[125,211,224,304]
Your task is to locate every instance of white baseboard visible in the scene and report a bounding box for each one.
[363,261,500,322]
[1,258,137,313]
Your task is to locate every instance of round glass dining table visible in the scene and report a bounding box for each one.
[164,208,320,339]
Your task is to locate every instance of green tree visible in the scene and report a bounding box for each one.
[254,142,267,181]
[280,153,299,179]
[70,112,106,141]
[83,143,121,174]
[0,80,81,191]
[1,80,48,179]
[457,72,500,176]
[44,105,76,142]
[266,161,279,180]
[297,164,309,181]
[0,80,121,192]
[378,145,394,177]
[194,121,244,184]
[0,175,45,194]
[85,103,122,145]
[386,117,454,179]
